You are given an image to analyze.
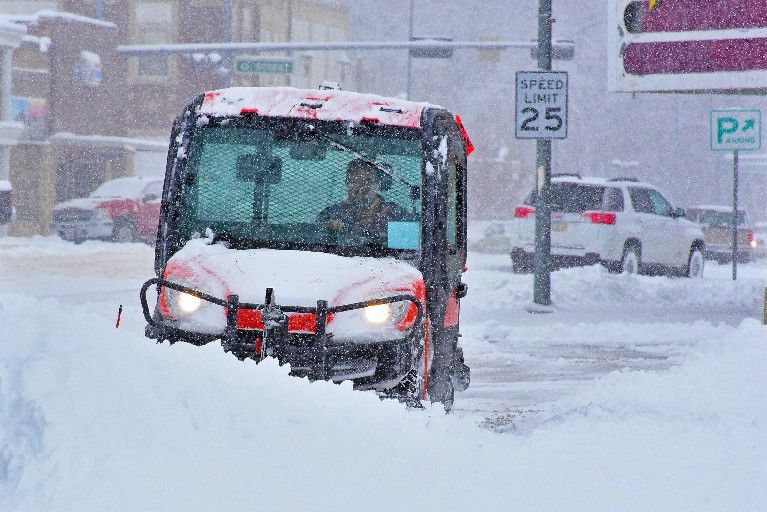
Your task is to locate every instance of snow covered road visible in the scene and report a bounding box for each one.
[1,236,765,511]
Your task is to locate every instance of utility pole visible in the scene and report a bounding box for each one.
[533,0,553,307]
[406,0,415,99]
[732,149,739,281]
[222,0,232,88]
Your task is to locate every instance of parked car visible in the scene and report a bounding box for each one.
[0,180,13,227]
[754,222,767,259]
[510,175,705,277]
[52,176,162,243]
[684,206,753,263]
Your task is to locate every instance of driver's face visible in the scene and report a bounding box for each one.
[345,167,380,202]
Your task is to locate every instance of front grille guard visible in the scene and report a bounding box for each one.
[140,277,424,381]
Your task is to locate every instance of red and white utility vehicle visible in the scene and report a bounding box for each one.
[141,86,472,407]
[52,176,162,243]
[510,175,706,277]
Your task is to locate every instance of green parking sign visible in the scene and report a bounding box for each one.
[235,57,294,75]
[710,109,761,152]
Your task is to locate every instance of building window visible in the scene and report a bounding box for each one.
[135,2,174,77]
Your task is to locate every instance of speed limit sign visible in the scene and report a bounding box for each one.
[515,71,568,139]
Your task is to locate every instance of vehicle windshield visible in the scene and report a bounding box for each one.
[177,120,423,256]
[699,210,746,228]
[525,183,606,213]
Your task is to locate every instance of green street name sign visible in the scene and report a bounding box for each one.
[710,109,761,152]
[235,57,294,75]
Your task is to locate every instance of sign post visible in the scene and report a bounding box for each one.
[515,0,568,310]
[710,109,761,281]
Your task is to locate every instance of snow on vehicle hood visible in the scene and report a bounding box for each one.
[161,239,424,338]
[53,197,109,211]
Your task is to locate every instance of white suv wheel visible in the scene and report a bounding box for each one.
[687,248,705,278]
[621,247,640,275]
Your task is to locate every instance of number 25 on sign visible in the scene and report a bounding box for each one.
[515,71,569,140]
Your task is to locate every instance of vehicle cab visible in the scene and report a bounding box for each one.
[142,87,471,406]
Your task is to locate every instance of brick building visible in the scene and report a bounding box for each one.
[1,0,349,236]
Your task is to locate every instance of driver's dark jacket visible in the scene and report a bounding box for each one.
[317,196,408,241]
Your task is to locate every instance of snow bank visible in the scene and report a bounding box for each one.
[466,252,766,313]
[0,236,152,259]
[1,291,765,511]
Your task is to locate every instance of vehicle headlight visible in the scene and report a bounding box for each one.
[177,292,203,314]
[362,301,409,325]
[364,303,391,324]
[162,286,204,318]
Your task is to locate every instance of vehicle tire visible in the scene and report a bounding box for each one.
[621,244,641,275]
[112,219,137,243]
[427,328,457,411]
[452,346,470,393]
[686,247,705,278]
[393,322,432,407]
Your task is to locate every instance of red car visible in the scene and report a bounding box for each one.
[52,176,162,243]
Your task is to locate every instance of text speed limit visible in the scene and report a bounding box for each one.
[515,71,568,140]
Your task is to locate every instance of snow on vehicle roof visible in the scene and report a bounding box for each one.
[551,175,655,188]
[0,180,11,192]
[691,204,745,213]
[200,87,434,128]
[90,176,160,199]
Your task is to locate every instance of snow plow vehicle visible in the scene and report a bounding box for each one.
[140,87,471,407]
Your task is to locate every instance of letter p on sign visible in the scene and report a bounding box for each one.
[717,117,738,143]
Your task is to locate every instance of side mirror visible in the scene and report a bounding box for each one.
[671,207,686,218]
[236,154,283,184]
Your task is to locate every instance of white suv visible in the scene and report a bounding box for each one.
[510,175,706,277]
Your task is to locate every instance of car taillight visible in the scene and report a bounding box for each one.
[582,211,617,225]
[514,206,536,219]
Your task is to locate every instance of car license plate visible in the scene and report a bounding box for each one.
[552,221,568,233]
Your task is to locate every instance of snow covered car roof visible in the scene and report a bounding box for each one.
[199,87,433,129]
[691,205,745,214]
[89,176,161,199]
[551,175,656,188]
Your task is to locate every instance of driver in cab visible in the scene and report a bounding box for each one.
[318,159,406,241]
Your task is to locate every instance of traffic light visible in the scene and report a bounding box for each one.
[409,37,454,59]
[609,0,767,93]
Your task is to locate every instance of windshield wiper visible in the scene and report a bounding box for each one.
[315,131,416,190]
